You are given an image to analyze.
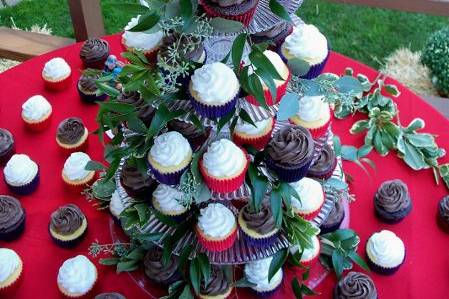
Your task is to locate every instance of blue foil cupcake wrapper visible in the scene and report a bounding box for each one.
[251,283,281,298]
[0,214,25,241]
[240,229,280,248]
[278,45,330,80]
[77,85,108,104]
[367,250,405,275]
[49,224,88,249]
[148,162,188,186]
[265,156,313,183]
[189,94,238,119]
[5,170,40,196]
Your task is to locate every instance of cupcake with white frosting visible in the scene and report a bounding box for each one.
[0,248,23,291]
[289,177,325,220]
[42,57,72,90]
[280,24,329,79]
[200,139,249,193]
[3,154,40,195]
[195,203,238,252]
[152,184,188,222]
[21,95,52,131]
[57,255,97,298]
[245,50,291,107]
[147,131,192,185]
[62,152,96,191]
[232,117,275,150]
[289,95,331,139]
[109,190,128,225]
[244,256,283,296]
[122,15,164,61]
[366,230,405,275]
[290,235,321,267]
[189,62,240,119]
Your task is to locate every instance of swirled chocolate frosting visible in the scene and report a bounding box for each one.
[0,195,25,234]
[308,144,336,175]
[57,117,86,145]
[78,74,98,93]
[159,33,205,64]
[168,119,205,140]
[374,179,410,213]
[253,22,289,38]
[438,196,449,223]
[116,90,155,125]
[334,271,377,299]
[0,128,14,155]
[241,205,276,235]
[94,293,126,299]
[266,125,313,166]
[322,200,344,228]
[210,0,244,7]
[200,266,230,296]
[50,204,85,235]
[80,38,110,65]
[143,247,179,284]
[120,160,156,197]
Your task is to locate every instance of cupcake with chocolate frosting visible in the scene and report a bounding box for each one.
[120,159,157,199]
[56,117,89,153]
[374,179,412,223]
[199,266,233,299]
[307,144,337,180]
[437,196,449,233]
[320,200,345,234]
[265,125,314,182]
[200,0,259,27]
[77,73,108,103]
[49,204,88,248]
[251,22,293,49]
[117,90,155,126]
[238,204,279,248]
[334,271,377,299]
[0,195,26,241]
[0,129,15,166]
[95,293,126,299]
[167,119,210,151]
[143,247,181,286]
[80,38,110,69]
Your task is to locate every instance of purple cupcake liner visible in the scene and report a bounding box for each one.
[148,162,187,186]
[265,156,313,183]
[240,229,280,248]
[307,157,338,180]
[374,202,412,224]
[251,283,281,298]
[0,144,15,166]
[77,85,108,104]
[366,251,405,275]
[319,212,345,235]
[49,224,88,249]
[120,179,154,200]
[0,215,25,241]
[147,270,182,288]
[189,93,238,119]
[112,215,122,227]
[5,170,40,196]
[150,199,189,224]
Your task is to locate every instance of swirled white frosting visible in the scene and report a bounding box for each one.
[153,184,187,214]
[123,15,164,51]
[234,118,272,136]
[22,95,52,121]
[57,255,97,295]
[282,24,328,65]
[366,230,405,268]
[0,248,20,283]
[42,57,71,80]
[297,95,329,122]
[197,203,236,238]
[149,131,192,167]
[63,152,92,181]
[244,257,283,291]
[290,235,320,261]
[190,62,239,104]
[109,190,128,218]
[4,154,38,186]
[203,139,246,178]
[289,178,324,213]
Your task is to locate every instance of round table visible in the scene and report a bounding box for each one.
[0,34,448,299]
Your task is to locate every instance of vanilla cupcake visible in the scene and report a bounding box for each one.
[290,235,320,267]
[233,117,274,150]
[280,24,329,79]
[57,255,97,298]
[0,248,23,291]
[195,203,237,252]
[189,62,240,119]
[366,230,405,275]
[42,57,72,90]
[122,15,164,61]
[148,131,192,185]
[244,256,283,297]
[109,190,128,225]
[3,154,40,195]
[152,184,188,222]
[200,139,248,194]
[289,95,331,139]
[245,50,290,107]
[62,152,96,191]
[21,95,52,131]
[289,178,325,220]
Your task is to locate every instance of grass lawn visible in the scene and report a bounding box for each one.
[0,0,448,69]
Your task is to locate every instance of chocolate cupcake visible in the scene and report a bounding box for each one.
[200,0,259,27]
[80,38,110,69]
[49,204,88,248]
[333,271,377,299]
[238,204,279,248]
[251,22,293,49]
[265,125,314,182]
[0,129,15,166]
[117,90,155,126]
[374,179,412,224]
[0,195,26,241]
[167,119,210,151]
[199,266,233,299]
[56,117,89,153]
[120,159,157,199]
[77,73,108,103]
[307,144,337,180]
[143,247,181,286]
[437,196,449,233]
[95,293,126,299]
[320,200,345,234]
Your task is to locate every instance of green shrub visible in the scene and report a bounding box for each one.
[421,27,449,97]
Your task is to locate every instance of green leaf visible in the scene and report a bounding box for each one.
[248,73,268,109]
[334,76,364,95]
[127,116,148,134]
[357,144,373,158]
[301,284,319,296]
[99,258,120,266]
[96,82,120,97]
[180,0,194,27]
[84,160,105,171]
[325,178,348,191]
[117,260,139,273]
[128,12,160,32]
[217,108,236,132]
[188,114,204,132]
[402,140,427,170]
[269,0,292,22]
[288,58,310,77]
[404,118,425,133]
[277,93,299,121]
[126,247,145,261]
[112,4,150,14]
[333,135,342,156]
[134,203,151,225]
[178,245,193,274]
[210,17,244,33]
[232,33,247,73]
[179,285,194,299]
[99,101,135,114]
[349,120,369,134]
[384,84,401,97]
[255,67,277,101]
[197,253,211,287]
[406,133,434,148]
[189,259,201,295]
[268,248,288,282]
[332,250,344,279]
[341,145,358,161]
[291,277,303,299]
[247,163,269,211]
[348,251,369,271]
[270,188,283,228]
[249,47,284,81]
[373,130,388,156]
[239,109,256,127]
[234,277,257,288]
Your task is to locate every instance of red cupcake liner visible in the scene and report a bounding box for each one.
[58,137,89,155]
[196,226,237,252]
[232,123,274,150]
[23,114,52,132]
[300,243,320,267]
[245,71,291,106]
[199,0,258,26]
[199,153,249,194]
[296,191,325,221]
[121,35,158,63]
[43,73,72,91]
[289,108,332,140]
[63,172,97,193]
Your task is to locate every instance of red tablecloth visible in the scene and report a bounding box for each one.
[0,35,448,299]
